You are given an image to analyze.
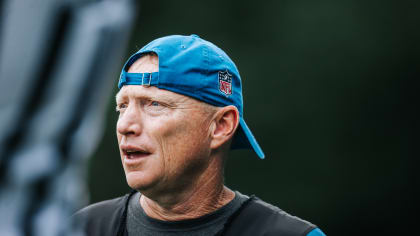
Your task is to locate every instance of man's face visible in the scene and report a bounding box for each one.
[116,57,215,196]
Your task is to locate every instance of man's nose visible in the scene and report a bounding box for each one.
[116,105,142,136]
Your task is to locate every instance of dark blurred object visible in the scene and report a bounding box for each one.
[0,0,136,235]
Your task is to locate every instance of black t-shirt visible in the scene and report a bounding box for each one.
[126,191,247,236]
[73,190,320,236]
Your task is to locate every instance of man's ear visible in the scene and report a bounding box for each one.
[210,105,240,150]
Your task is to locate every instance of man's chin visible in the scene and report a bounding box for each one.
[125,172,156,191]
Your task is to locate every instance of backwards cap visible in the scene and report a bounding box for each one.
[118,34,264,159]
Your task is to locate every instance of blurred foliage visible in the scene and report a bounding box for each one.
[87,0,419,235]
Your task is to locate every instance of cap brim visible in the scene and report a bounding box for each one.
[231,118,265,159]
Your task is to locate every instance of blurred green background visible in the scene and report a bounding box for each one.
[86,1,418,235]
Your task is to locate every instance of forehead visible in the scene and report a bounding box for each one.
[116,85,190,103]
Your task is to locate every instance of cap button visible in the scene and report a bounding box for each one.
[190,34,200,38]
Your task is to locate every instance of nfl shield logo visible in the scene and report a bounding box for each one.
[218,70,232,96]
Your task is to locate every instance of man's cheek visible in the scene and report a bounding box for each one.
[158,119,188,139]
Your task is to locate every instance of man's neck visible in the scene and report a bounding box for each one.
[139,171,235,221]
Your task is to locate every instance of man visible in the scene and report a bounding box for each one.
[74,34,326,236]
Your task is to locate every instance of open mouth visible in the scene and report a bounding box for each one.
[123,148,151,159]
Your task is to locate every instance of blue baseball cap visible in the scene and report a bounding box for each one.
[118,34,265,159]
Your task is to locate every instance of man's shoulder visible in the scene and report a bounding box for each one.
[226,195,324,236]
[252,198,319,235]
[74,194,128,218]
[72,194,131,236]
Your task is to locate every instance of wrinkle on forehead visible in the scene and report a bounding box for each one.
[116,86,189,106]
[116,85,218,116]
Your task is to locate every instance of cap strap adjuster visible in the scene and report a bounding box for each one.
[118,71,159,89]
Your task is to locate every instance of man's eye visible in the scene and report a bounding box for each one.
[116,104,127,112]
[151,101,159,106]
